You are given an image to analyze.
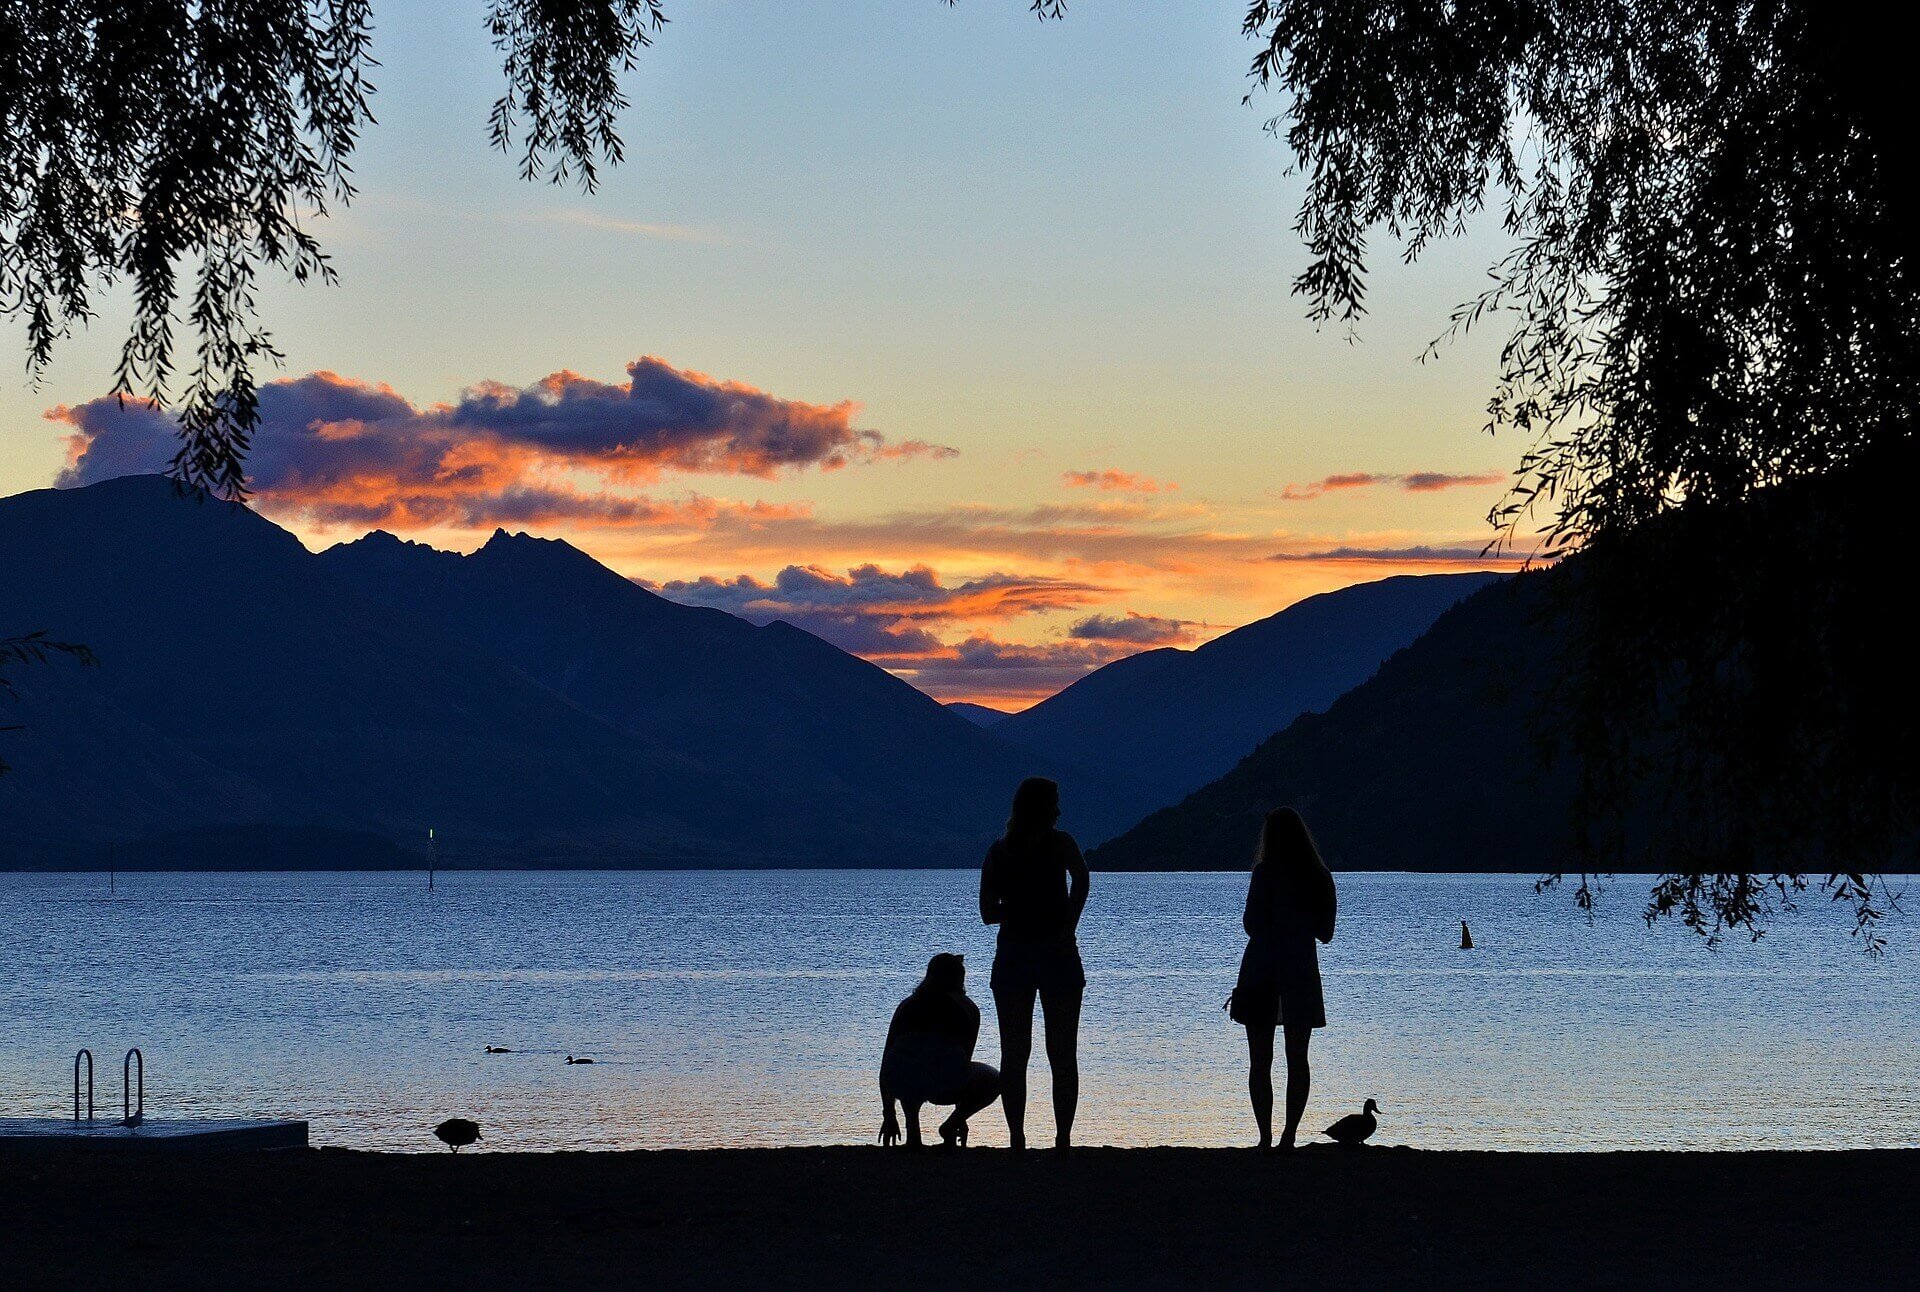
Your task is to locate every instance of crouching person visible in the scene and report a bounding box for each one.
[879,952,1001,1149]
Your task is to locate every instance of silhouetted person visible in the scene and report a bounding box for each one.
[980,777,1089,1152]
[879,953,1001,1149]
[1229,807,1336,1151]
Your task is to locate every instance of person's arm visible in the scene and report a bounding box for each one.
[878,1004,904,1145]
[961,996,980,1058]
[979,843,1003,926]
[1317,872,1338,945]
[1064,834,1090,929]
[1243,864,1268,938]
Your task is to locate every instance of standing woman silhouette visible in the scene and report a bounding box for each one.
[1231,807,1337,1151]
[979,777,1090,1152]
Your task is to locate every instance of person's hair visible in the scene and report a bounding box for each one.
[921,952,965,992]
[1004,776,1061,843]
[1258,807,1329,878]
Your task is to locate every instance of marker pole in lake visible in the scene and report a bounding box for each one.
[427,828,436,893]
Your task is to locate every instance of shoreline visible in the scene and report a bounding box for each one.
[7,1146,1915,1288]
[0,865,1680,875]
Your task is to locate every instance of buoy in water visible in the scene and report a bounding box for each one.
[1460,920,1474,950]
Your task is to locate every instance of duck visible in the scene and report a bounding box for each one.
[565,1055,595,1065]
[1322,1098,1380,1146]
[1460,920,1474,950]
[434,1118,481,1153]
[484,1045,512,1053]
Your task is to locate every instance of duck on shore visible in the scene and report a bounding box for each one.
[434,1118,481,1153]
[1323,1099,1380,1146]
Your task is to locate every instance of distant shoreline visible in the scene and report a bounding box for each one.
[0,864,1675,876]
[7,1146,1913,1287]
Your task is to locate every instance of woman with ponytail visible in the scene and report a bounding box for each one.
[1230,807,1336,1151]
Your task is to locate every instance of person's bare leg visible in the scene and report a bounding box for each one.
[1279,1023,1312,1149]
[994,985,1035,1151]
[939,1063,1001,1145]
[1040,984,1081,1149]
[904,1098,925,1150]
[1245,1023,1275,1149]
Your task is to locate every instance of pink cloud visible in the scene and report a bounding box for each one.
[1277,471,1505,500]
[1062,469,1176,494]
[51,358,952,529]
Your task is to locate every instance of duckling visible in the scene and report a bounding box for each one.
[434,1118,481,1153]
[1322,1098,1380,1146]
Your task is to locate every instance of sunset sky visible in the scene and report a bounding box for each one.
[1,2,1529,708]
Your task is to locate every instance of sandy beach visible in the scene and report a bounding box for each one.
[4,1146,1914,1289]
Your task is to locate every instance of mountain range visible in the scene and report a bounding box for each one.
[1,476,1512,867]
[991,572,1505,811]
[1089,572,1577,872]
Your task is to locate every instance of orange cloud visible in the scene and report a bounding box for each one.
[1277,471,1505,500]
[654,563,1117,661]
[884,634,1140,707]
[1062,468,1176,494]
[1268,542,1525,564]
[52,358,951,529]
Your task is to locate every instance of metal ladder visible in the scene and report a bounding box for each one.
[72,1048,93,1122]
[71,1047,143,1126]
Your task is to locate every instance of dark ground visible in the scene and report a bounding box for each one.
[3,1146,1914,1289]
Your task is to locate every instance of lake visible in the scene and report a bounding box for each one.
[1,870,1914,1152]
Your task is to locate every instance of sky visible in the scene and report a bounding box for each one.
[2,1,1531,709]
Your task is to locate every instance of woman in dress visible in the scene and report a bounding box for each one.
[1231,807,1337,1150]
[979,776,1090,1152]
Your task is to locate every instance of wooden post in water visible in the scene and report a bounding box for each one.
[427,827,436,892]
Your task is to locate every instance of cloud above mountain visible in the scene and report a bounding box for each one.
[654,563,1113,658]
[882,634,1168,704]
[650,562,1190,701]
[1268,543,1510,563]
[51,358,952,528]
[1062,468,1174,493]
[1066,612,1204,646]
[1276,471,1505,501]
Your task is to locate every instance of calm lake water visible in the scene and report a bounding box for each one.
[1,871,1915,1152]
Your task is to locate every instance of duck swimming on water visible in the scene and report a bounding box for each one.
[1323,1098,1380,1146]
[566,1055,595,1064]
[485,1045,513,1053]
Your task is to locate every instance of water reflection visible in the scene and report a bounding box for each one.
[0,871,1913,1152]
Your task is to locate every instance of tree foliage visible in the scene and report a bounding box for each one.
[2,0,375,499]
[0,3,1061,502]
[0,0,691,500]
[1245,0,1917,943]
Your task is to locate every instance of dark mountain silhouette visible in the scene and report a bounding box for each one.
[1089,572,1577,871]
[0,476,1102,866]
[944,702,1012,728]
[993,573,1506,816]
[317,526,1089,858]
[0,476,778,866]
